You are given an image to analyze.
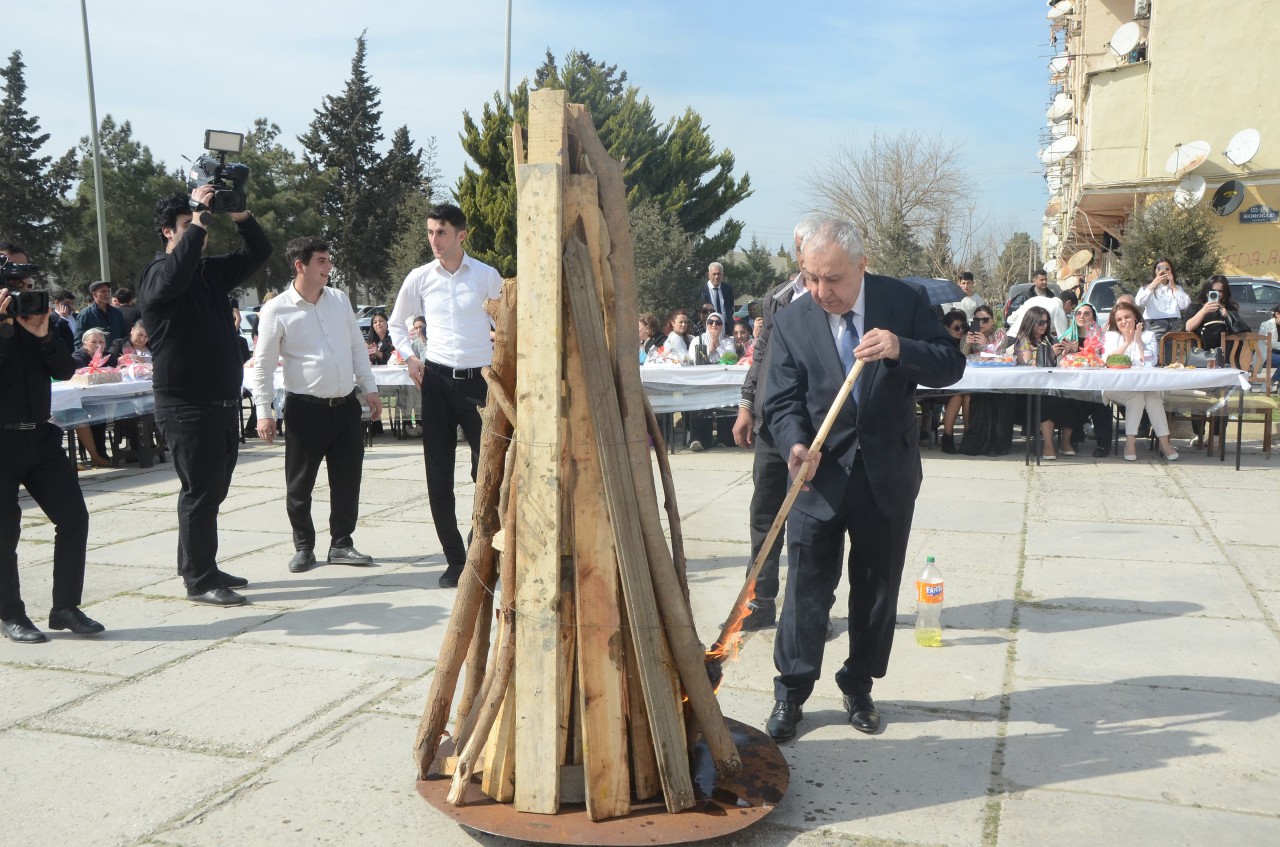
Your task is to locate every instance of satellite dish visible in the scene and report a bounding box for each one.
[1049,55,1071,74]
[1046,198,1062,216]
[1044,258,1060,274]
[1067,248,1093,271]
[1110,22,1141,57]
[1060,275,1081,291]
[1225,128,1261,166]
[1050,121,1069,139]
[1047,94,1074,122]
[1174,175,1206,209]
[1165,141,1211,176]
[1048,0,1074,19]
[1211,180,1246,216]
[1045,230,1061,248]
[1041,135,1079,165]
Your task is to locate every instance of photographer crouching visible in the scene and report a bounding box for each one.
[0,270,103,643]
[138,182,272,607]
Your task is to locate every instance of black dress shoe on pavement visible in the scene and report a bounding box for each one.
[1092,445,1111,458]
[2,615,49,643]
[741,599,776,631]
[327,546,374,565]
[766,700,803,741]
[438,567,463,589]
[844,692,882,734]
[940,433,958,454]
[288,550,317,573]
[218,571,249,588]
[48,607,105,635]
[187,587,248,607]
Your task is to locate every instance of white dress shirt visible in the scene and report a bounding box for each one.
[707,283,729,318]
[1135,282,1191,320]
[388,253,503,368]
[251,284,378,418]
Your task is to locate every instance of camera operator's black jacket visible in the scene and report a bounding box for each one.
[0,321,75,425]
[138,216,272,404]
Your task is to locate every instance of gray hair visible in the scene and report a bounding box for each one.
[802,217,866,263]
[708,261,724,274]
[793,217,820,246]
[81,328,107,345]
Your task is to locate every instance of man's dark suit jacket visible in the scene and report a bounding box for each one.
[763,273,964,521]
[697,280,735,323]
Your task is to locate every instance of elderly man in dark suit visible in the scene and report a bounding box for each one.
[697,262,735,326]
[762,217,965,740]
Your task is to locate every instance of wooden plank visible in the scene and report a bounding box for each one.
[566,296,631,820]
[621,605,659,801]
[481,684,517,802]
[512,161,564,814]
[570,110,741,777]
[527,89,567,166]
[563,229,695,813]
[558,562,576,766]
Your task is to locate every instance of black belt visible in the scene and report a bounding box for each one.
[423,359,483,380]
[287,390,356,407]
[0,422,41,431]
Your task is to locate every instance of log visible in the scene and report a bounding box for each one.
[481,483,520,801]
[412,282,518,778]
[570,111,741,777]
[642,393,688,596]
[447,609,516,805]
[563,228,695,813]
[512,151,566,813]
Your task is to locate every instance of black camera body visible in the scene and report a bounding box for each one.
[188,154,250,213]
[1,256,40,283]
[5,290,49,317]
[186,129,250,214]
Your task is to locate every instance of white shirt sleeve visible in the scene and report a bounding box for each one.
[251,302,283,419]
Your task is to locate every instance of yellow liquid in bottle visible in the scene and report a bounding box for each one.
[915,627,942,647]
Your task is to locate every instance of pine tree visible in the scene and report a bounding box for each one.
[726,234,780,298]
[58,116,178,289]
[1113,196,1224,295]
[873,208,925,278]
[994,232,1036,295]
[630,197,695,317]
[298,32,387,297]
[0,50,75,263]
[923,219,954,280]
[455,50,751,283]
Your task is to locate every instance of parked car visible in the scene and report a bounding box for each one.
[238,310,259,353]
[1225,276,1280,330]
[1080,277,1120,328]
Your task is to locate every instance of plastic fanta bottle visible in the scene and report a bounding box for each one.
[915,556,944,647]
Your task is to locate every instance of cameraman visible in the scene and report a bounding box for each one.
[0,285,103,643]
[137,185,272,607]
[0,241,73,351]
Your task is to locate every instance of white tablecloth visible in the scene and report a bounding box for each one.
[950,365,1249,393]
[639,364,748,413]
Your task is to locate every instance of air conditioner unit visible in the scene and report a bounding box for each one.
[1134,0,1152,20]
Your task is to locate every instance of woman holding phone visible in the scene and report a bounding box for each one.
[1135,257,1191,360]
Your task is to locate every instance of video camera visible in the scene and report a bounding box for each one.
[187,129,250,214]
[0,257,47,317]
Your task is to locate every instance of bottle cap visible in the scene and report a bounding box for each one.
[926,556,935,563]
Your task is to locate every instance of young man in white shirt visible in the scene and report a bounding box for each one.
[388,204,503,588]
[252,237,382,573]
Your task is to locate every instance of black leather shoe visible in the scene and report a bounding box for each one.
[187,587,248,606]
[741,599,776,631]
[438,567,463,589]
[844,692,882,734]
[2,615,48,643]
[218,571,249,588]
[48,607,105,635]
[288,550,317,573]
[327,546,374,565]
[766,700,803,741]
[1092,445,1111,458]
[940,433,958,454]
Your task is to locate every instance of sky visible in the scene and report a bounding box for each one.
[14,0,1052,258]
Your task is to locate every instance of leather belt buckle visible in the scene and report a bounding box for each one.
[452,367,471,380]
[327,395,347,407]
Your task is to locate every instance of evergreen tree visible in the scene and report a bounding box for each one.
[386,190,434,291]
[923,219,954,280]
[0,50,75,263]
[629,197,694,317]
[59,116,178,289]
[298,32,387,297]
[872,208,924,278]
[994,232,1036,296]
[726,234,780,298]
[1113,196,1224,295]
[455,50,751,283]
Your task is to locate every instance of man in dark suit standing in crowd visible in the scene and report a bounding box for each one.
[762,217,964,740]
[138,185,272,607]
[697,262,735,327]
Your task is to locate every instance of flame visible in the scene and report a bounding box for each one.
[703,581,756,693]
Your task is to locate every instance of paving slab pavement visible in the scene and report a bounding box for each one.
[3,434,1278,846]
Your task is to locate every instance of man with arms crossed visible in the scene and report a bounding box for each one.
[762,217,964,740]
[138,186,272,606]
[389,204,502,588]
[252,237,382,573]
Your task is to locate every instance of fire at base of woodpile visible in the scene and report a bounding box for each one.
[411,91,788,844]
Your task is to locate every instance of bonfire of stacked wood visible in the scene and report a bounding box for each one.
[412,90,741,821]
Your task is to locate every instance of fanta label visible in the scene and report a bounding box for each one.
[916,581,944,603]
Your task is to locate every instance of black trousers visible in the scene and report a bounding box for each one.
[284,393,364,551]
[421,369,486,569]
[748,432,789,602]
[0,425,90,620]
[154,400,239,595]
[774,452,914,704]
